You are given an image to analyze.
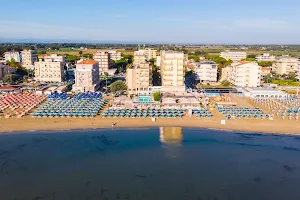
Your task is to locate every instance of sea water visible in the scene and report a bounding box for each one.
[0,127,300,200]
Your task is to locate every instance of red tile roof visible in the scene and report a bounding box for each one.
[78,60,98,65]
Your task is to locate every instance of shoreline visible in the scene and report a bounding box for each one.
[1,116,300,135]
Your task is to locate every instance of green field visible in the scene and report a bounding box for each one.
[46,48,80,53]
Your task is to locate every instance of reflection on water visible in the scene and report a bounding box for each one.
[160,127,183,158]
[159,127,183,144]
[1,128,300,200]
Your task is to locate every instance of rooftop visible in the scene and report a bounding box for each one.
[78,60,98,65]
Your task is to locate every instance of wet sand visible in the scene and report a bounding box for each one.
[1,112,300,135]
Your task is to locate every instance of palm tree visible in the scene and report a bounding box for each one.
[104,72,109,88]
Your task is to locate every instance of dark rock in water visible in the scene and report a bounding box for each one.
[283,147,300,152]
[84,181,91,187]
[254,176,261,183]
[15,143,27,151]
[135,174,147,178]
[283,165,293,172]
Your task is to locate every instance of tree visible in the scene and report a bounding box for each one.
[263,74,272,83]
[126,63,132,69]
[153,91,161,101]
[247,54,256,59]
[121,54,133,64]
[82,53,93,59]
[103,72,109,88]
[38,50,47,54]
[188,55,200,62]
[221,80,230,87]
[79,51,83,57]
[287,72,297,81]
[258,61,273,67]
[65,54,80,63]
[110,80,127,93]
[3,74,18,84]
[23,75,29,83]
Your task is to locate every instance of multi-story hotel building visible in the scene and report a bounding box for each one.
[93,51,110,75]
[256,53,276,62]
[272,57,299,75]
[194,61,218,84]
[126,62,152,95]
[21,50,38,69]
[107,50,121,61]
[160,51,185,92]
[222,61,261,87]
[133,50,147,65]
[34,60,64,82]
[4,51,22,62]
[44,54,66,66]
[73,60,100,92]
[220,51,247,61]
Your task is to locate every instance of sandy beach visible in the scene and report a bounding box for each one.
[1,112,300,135]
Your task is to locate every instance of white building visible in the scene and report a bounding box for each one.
[223,61,261,87]
[73,60,100,92]
[44,54,66,66]
[93,51,110,75]
[220,51,247,61]
[107,50,121,61]
[242,87,287,99]
[4,51,22,62]
[194,61,218,84]
[256,53,276,62]
[160,51,185,93]
[34,60,64,82]
[272,57,299,75]
[296,59,300,81]
[21,49,38,69]
[155,56,161,67]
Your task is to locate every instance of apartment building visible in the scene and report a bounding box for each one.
[223,61,261,87]
[34,60,64,82]
[21,49,38,69]
[160,51,185,92]
[133,50,147,65]
[296,58,300,81]
[0,63,8,80]
[194,61,218,84]
[272,57,299,75]
[155,56,161,67]
[126,63,152,95]
[142,48,157,60]
[220,51,247,61]
[93,51,110,75]
[4,51,22,62]
[256,53,276,62]
[107,50,121,61]
[44,54,66,66]
[260,67,271,83]
[73,60,100,92]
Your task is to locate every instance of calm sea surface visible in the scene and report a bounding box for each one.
[1,127,300,200]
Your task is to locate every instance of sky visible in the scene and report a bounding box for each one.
[0,0,300,44]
